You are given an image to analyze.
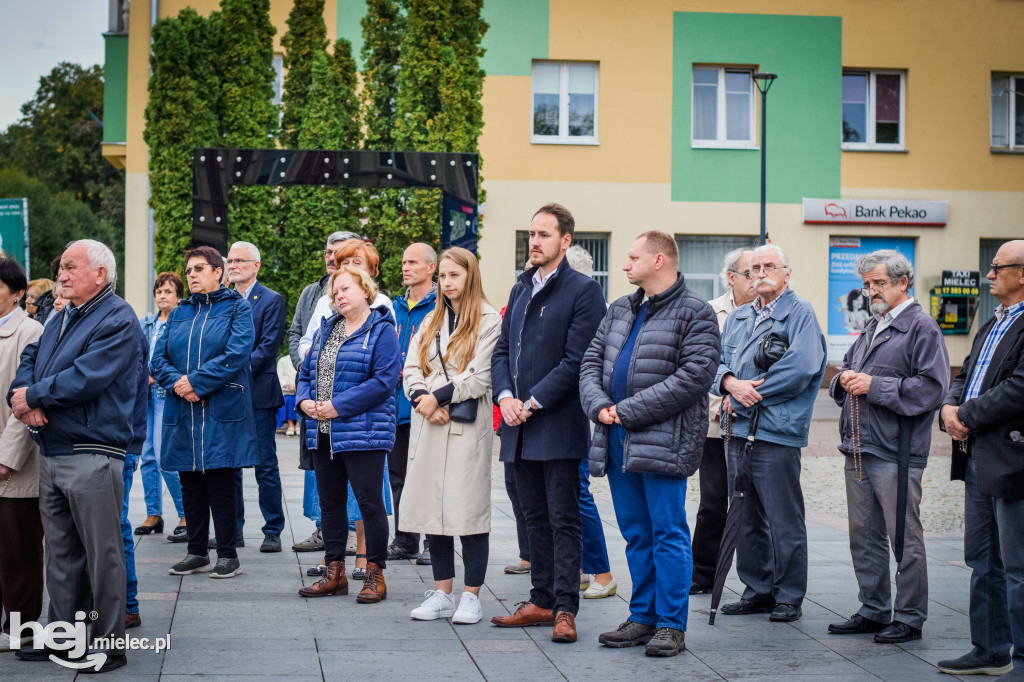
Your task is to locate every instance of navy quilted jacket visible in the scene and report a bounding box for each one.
[580,275,721,478]
[296,307,401,454]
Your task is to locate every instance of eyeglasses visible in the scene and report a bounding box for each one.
[324,249,339,258]
[185,264,210,275]
[749,264,782,275]
[729,269,752,280]
[225,258,255,265]
[860,278,898,297]
[990,262,1024,274]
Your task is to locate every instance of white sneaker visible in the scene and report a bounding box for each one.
[452,592,482,624]
[410,590,456,621]
[583,577,618,599]
[0,632,22,651]
[580,573,595,591]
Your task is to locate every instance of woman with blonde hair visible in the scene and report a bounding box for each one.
[401,247,501,624]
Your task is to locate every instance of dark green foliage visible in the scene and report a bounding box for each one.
[144,8,220,276]
[361,0,406,151]
[0,169,123,288]
[280,0,329,148]
[0,63,122,215]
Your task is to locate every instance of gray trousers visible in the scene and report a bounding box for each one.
[39,454,126,655]
[844,454,927,629]
[727,440,808,606]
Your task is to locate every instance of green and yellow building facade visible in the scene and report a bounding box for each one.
[104,0,1024,366]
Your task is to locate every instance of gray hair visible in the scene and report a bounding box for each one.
[856,249,915,290]
[720,247,752,290]
[326,230,361,247]
[67,239,117,286]
[752,243,789,268]
[230,241,260,263]
[565,244,594,278]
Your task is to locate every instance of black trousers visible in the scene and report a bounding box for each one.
[691,437,729,588]
[513,448,581,615]
[426,533,490,587]
[388,423,419,552]
[180,468,238,559]
[504,462,531,561]
[312,434,388,566]
[0,497,44,633]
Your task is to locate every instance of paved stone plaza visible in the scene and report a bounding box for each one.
[0,397,978,681]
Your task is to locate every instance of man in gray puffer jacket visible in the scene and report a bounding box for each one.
[580,231,720,657]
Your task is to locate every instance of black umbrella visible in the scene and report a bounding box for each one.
[708,407,759,625]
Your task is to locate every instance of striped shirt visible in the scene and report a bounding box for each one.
[964,300,1024,402]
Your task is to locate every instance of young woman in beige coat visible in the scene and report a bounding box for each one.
[401,247,501,625]
[0,258,45,651]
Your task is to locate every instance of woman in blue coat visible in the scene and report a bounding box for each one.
[296,266,401,604]
[151,246,257,580]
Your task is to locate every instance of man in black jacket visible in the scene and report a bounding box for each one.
[9,239,141,673]
[490,203,606,643]
[579,231,720,657]
[938,239,1024,679]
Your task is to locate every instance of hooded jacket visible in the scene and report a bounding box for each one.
[150,286,258,472]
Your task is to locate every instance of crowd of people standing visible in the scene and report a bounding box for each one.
[0,217,1022,677]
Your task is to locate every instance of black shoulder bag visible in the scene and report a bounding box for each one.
[435,333,478,423]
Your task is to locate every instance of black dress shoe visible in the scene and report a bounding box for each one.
[80,654,128,674]
[134,517,164,535]
[720,598,774,615]
[15,647,84,662]
[769,603,802,622]
[167,526,188,543]
[689,582,711,595]
[260,534,282,553]
[828,614,890,635]
[873,620,921,644]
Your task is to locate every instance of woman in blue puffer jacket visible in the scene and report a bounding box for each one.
[295,266,401,604]
[151,246,257,580]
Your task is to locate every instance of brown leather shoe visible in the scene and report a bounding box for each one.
[125,612,141,629]
[551,611,577,643]
[298,560,348,597]
[491,601,555,627]
[356,562,387,603]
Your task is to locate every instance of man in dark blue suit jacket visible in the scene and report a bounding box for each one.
[490,204,607,643]
[228,241,286,553]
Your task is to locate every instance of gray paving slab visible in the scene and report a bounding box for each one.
[0,433,982,681]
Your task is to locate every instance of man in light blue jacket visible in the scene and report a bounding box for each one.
[712,244,826,623]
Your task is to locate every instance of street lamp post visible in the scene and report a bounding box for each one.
[753,72,777,246]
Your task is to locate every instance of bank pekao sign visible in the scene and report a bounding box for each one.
[803,198,948,227]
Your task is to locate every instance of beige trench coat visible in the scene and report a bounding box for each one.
[0,308,44,498]
[399,303,501,536]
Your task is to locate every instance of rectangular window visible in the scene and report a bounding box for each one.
[675,235,758,302]
[531,62,598,144]
[691,67,754,147]
[514,231,609,299]
[841,70,905,150]
[991,74,1024,150]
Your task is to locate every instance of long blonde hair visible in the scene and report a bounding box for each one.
[417,247,488,375]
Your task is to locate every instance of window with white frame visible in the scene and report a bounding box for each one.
[691,67,755,147]
[991,74,1024,150]
[531,61,598,144]
[841,70,905,150]
[675,234,758,302]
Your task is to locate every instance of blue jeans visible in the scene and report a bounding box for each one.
[579,459,610,574]
[121,454,140,615]
[236,408,285,536]
[964,456,1024,668]
[140,394,184,517]
[608,426,691,631]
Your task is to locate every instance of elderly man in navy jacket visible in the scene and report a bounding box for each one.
[227,241,287,553]
[828,250,948,644]
[9,239,141,673]
[938,240,1024,678]
[580,231,720,657]
[490,203,606,643]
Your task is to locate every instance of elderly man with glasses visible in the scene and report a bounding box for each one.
[827,249,949,644]
[712,244,826,623]
[938,240,1024,678]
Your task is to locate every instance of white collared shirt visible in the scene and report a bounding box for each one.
[872,296,915,343]
[236,278,257,301]
[531,267,559,297]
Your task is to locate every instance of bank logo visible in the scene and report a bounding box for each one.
[824,202,848,219]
